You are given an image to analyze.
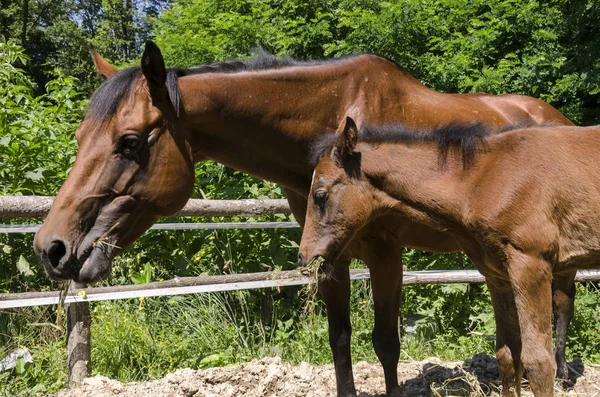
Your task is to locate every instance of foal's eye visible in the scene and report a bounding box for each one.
[313,190,328,210]
[120,135,141,159]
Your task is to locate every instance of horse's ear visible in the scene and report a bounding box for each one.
[141,40,166,92]
[90,45,117,80]
[332,116,358,163]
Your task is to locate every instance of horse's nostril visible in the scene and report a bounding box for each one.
[297,253,305,267]
[47,240,67,268]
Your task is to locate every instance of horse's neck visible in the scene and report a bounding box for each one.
[174,60,422,193]
[362,142,465,227]
[182,69,345,124]
[177,71,352,193]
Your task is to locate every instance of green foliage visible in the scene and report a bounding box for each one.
[0,40,84,293]
[0,40,83,196]
[0,0,170,95]
[0,306,66,396]
[154,0,337,65]
[566,284,600,363]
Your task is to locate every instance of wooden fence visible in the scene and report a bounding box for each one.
[1,196,600,386]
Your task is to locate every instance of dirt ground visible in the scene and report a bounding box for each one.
[50,354,600,397]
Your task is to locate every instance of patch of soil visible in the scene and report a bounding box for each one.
[49,354,600,397]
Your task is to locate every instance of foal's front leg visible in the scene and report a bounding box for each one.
[319,259,356,397]
[361,236,403,397]
[508,251,556,396]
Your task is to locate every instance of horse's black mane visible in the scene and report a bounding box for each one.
[310,122,526,169]
[87,49,359,121]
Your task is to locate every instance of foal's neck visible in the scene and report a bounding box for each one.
[361,141,467,229]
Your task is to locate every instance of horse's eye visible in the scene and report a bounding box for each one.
[313,190,328,210]
[121,135,141,158]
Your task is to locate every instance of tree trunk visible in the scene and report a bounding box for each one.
[122,0,134,60]
[20,0,28,45]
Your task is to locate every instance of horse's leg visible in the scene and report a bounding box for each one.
[487,278,523,397]
[319,261,356,397]
[284,188,356,397]
[552,271,576,380]
[508,251,555,396]
[362,237,402,397]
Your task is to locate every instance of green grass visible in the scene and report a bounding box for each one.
[0,306,66,396]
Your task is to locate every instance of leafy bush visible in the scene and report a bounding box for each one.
[0,40,84,294]
[0,40,83,196]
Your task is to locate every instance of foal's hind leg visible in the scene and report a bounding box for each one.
[552,271,576,380]
[508,251,555,396]
[319,260,356,397]
[362,236,402,397]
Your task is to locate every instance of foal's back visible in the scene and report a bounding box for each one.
[463,125,600,271]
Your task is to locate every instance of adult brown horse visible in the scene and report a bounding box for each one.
[33,42,573,396]
[298,117,600,396]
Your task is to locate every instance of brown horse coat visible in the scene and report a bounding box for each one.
[300,118,600,396]
[33,42,573,397]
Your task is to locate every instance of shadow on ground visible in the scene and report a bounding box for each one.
[358,353,586,397]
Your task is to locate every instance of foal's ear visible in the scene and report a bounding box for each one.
[141,41,166,92]
[332,117,358,164]
[90,45,118,80]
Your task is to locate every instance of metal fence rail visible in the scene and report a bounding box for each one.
[0,221,300,234]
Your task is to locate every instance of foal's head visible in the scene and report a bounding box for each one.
[298,117,381,267]
[33,42,195,283]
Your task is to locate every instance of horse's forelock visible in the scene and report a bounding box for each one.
[86,67,183,125]
[87,67,142,122]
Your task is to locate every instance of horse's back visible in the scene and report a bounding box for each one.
[480,94,574,126]
[448,93,572,127]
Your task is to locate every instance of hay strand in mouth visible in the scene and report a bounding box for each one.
[300,256,325,281]
[299,256,326,318]
[55,280,71,329]
[92,221,121,251]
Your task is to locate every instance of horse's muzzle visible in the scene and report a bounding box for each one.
[33,235,80,280]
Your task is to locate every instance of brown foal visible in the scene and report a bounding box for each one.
[33,42,574,396]
[299,117,600,396]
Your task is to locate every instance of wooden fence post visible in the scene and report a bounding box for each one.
[66,282,91,386]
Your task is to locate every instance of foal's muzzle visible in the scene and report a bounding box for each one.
[297,252,306,268]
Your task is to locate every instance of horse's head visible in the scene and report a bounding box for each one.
[298,117,375,268]
[33,42,195,283]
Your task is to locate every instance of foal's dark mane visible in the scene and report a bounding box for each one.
[87,49,370,122]
[310,122,525,168]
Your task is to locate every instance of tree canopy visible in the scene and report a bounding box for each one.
[153,0,600,124]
